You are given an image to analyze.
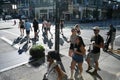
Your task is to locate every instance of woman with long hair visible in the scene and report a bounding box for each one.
[69,36,86,80]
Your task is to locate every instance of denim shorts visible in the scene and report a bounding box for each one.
[72,54,83,63]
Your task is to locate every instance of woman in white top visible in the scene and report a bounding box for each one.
[46,51,67,80]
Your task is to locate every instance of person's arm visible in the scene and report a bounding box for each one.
[93,38,104,48]
[55,65,63,80]
[93,43,102,48]
[30,24,32,31]
[18,22,20,28]
[75,45,86,55]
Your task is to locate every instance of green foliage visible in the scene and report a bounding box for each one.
[30,45,45,58]
[31,45,45,52]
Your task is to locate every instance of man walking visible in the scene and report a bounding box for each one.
[33,18,39,40]
[24,19,32,43]
[106,24,116,51]
[86,26,104,74]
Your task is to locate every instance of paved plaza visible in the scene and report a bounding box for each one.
[0,19,120,80]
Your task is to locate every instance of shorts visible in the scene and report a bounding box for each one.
[87,52,100,61]
[26,30,30,35]
[34,28,38,32]
[72,54,83,63]
[47,28,50,31]
[20,25,24,29]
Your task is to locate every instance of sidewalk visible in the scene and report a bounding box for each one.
[0,49,120,80]
[0,19,17,30]
[0,19,120,80]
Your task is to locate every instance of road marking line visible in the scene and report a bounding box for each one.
[1,37,19,49]
[2,30,19,36]
[0,61,29,73]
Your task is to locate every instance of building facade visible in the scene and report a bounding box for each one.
[16,0,120,21]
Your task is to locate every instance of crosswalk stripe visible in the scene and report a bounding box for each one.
[2,30,19,36]
[1,37,19,49]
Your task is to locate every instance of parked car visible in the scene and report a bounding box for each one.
[5,15,12,20]
[21,15,27,19]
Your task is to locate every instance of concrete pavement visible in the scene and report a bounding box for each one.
[0,19,120,80]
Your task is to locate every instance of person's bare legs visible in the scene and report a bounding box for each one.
[70,60,76,79]
[20,28,24,36]
[69,50,73,57]
[86,57,92,72]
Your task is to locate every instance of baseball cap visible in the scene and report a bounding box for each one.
[93,26,100,30]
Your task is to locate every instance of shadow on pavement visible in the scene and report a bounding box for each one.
[18,42,31,54]
[47,38,53,49]
[19,36,27,44]
[107,51,120,60]
[12,36,22,45]
[59,37,64,46]
[42,32,48,44]
[31,38,39,45]
[86,71,103,80]
[62,34,68,42]
[28,57,45,68]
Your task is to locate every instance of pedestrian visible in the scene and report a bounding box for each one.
[46,51,67,80]
[42,19,48,35]
[46,20,53,39]
[13,20,16,26]
[86,26,104,74]
[18,18,24,37]
[60,20,64,35]
[24,19,32,43]
[33,18,39,40]
[69,36,86,79]
[67,28,77,57]
[106,24,116,51]
[74,24,81,35]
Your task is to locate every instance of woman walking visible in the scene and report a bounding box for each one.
[67,28,77,57]
[18,19,24,37]
[69,36,86,80]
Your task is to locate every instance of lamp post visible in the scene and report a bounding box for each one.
[55,0,66,72]
[55,0,60,53]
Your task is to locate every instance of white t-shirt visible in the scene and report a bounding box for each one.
[47,62,58,80]
[42,20,47,28]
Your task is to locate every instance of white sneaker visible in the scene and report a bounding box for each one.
[77,74,82,78]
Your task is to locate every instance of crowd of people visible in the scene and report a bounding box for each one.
[18,18,54,42]
[45,24,116,80]
[17,18,116,80]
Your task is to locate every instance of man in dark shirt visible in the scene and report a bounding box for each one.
[86,26,104,74]
[106,24,116,50]
[33,18,39,40]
